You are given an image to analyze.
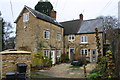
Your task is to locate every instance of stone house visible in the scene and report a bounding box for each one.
[15,5,64,64]
[61,14,104,62]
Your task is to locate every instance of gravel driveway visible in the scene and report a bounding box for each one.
[36,63,97,78]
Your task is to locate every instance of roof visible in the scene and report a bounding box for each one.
[61,19,103,35]
[78,19,103,34]
[61,19,82,35]
[15,5,63,28]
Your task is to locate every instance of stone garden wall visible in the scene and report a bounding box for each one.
[0,51,31,78]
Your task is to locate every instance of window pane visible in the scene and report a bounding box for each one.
[57,34,61,41]
[57,50,61,57]
[81,36,84,42]
[44,31,47,38]
[72,36,74,40]
[69,35,75,41]
[70,48,75,54]
[44,31,50,39]
[23,13,29,22]
[69,35,71,40]
[81,36,88,43]
[85,50,87,56]
[82,49,84,55]
[85,36,87,42]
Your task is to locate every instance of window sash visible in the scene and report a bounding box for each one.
[57,50,61,57]
[44,30,50,39]
[68,35,75,41]
[81,35,88,43]
[57,34,61,41]
[44,50,49,56]
[81,49,88,57]
[23,13,29,22]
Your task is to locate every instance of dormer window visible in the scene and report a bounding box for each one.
[68,35,75,41]
[23,13,29,22]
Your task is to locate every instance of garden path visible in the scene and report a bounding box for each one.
[37,63,97,78]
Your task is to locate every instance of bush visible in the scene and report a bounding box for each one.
[61,53,69,63]
[87,73,101,79]
[90,67,101,74]
[86,60,90,64]
[43,56,52,67]
[31,52,44,67]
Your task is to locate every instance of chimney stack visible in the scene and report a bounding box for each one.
[50,10,56,20]
[79,13,83,20]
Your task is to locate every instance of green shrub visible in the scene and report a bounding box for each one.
[61,53,69,63]
[87,73,101,79]
[43,56,52,67]
[86,60,90,64]
[90,67,101,74]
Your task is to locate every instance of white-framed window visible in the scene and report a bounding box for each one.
[68,35,75,41]
[69,47,75,54]
[80,49,88,57]
[23,13,29,22]
[57,33,61,41]
[81,35,88,43]
[44,50,49,56]
[57,50,61,57]
[44,30,50,39]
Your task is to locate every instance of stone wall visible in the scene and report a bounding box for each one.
[0,51,31,78]
[64,33,103,62]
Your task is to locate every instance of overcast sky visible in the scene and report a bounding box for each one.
[0,0,119,25]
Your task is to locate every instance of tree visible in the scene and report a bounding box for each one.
[35,0,53,16]
[3,22,15,50]
[96,16,118,30]
[96,16,118,44]
[1,16,15,50]
[96,16,119,79]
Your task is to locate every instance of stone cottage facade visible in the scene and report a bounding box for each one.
[15,5,104,63]
[15,6,64,64]
[61,16,104,62]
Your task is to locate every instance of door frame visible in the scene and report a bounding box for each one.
[51,50,56,64]
[69,47,75,59]
[90,49,97,62]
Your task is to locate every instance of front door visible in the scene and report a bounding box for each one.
[69,47,75,60]
[91,49,97,62]
[51,50,55,64]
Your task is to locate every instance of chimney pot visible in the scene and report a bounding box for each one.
[79,13,83,20]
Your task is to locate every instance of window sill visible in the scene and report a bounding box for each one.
[69,40,75,42]
[80,42,88,44]
[44,38,50,40]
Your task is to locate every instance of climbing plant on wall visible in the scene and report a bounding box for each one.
[95,27,102,62]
